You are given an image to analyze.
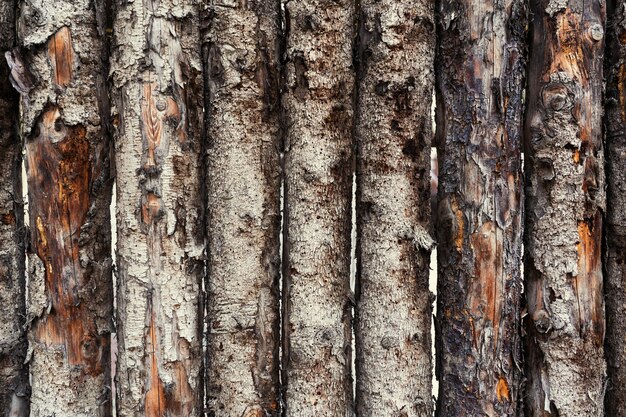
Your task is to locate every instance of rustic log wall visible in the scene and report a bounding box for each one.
[0,0,621,415]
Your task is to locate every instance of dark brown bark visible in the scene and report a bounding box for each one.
[604,0,626,414]
[17,0,114,413]
[202,1,282,415]
[523,0,606,415]
[281,0,355,414]
[0,0,28,414]
[435,0,526,415]
[354,0,435,415]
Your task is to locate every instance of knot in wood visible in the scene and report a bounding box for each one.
[315,328,336,345]
[589,24,604,41]
[380,336,398,349]
[532,309,552,334]
[156,99,167,111]
[81,336,99,360]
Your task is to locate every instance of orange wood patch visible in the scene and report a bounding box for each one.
[26,106,105,373]
[48,27,73,87]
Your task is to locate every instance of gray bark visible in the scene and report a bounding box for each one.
[523,0,606,415]
[434,0,526,415]
[110,0,205,414]
[202,0,282,416]
[17,0,114,414]
[354,0,435,415]
[281,0,355,414]
[0,0,28,414]
[603,0,626,414]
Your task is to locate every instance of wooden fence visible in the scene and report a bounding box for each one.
[0,0,625,415]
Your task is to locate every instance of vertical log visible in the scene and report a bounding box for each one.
[16,0,114,414]
[0,0,28,414]
[353,0,435,415]
[202,0,281,415]
[602,0,624,414]
[110,0,205,415]
[282,0,355,414]
[523,0,606,415]
[435,0,526,415]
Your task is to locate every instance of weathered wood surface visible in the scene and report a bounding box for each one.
[0,0,28,414]
[202,0,282,415]
[17,0,114,414]
[523,0,606,415]
[435,0,526,415]
[354,0,435,415]
[281,0,355,414]
[110,0,204,414]
[604,0,626,414]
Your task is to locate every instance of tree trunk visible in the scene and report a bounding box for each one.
[353,0,435,415]
[202,1,281,416]
[281,0,355,415]
[0,0,28,414]
[523,0,606,415]
[601,0,625,414]
[110,0,204,415]
[434,0,526,415]
[16,0,114,415]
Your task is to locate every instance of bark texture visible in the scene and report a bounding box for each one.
[602,0,626,414]
[16,0,114,414]
[354,0,435,415]
[0,0,29,414]
[202,1,281,416]
[282,0,355,415]
[523,0,606,415]
[110,0,204,415]
[435,0,526,415]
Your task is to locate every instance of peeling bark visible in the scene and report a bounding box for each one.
[110,0,204,415]
[201,1,281,416]
[353,0,435,415]
[281,0,355,415]
[603,0,626,414]
[435,0,526,415]
[0,0,29,414]
[523,0,606,415]
[17,0,114,414]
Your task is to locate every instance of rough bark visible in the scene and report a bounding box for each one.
[353,0,435,415]
[15,0,114,414]
[281,0,355,415]
[201,1,282,416]
[110,0,205,415]
[523,0,606,415]
[0,0,29,414]
[434,0,526,415]
[602,0,626,414]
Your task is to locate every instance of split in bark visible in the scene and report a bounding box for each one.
[281,0,355,414]
[202,0,282,415]
[16,0,114,414]
[523,0,606,415]
[354,0,435,415]
[435,0,526,415]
